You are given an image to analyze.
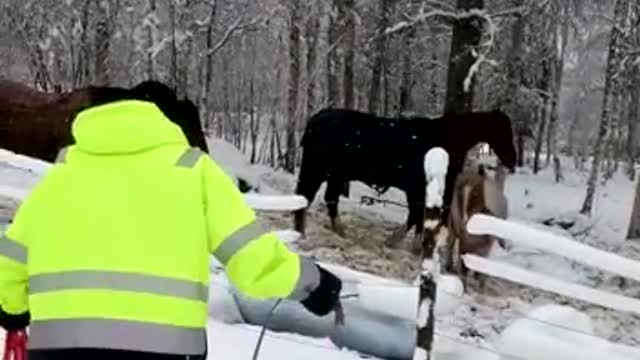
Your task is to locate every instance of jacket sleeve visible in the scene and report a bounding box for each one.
[0,203,31,330]
[200,157,320,301]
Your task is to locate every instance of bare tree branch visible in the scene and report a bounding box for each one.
[202,9,274,58]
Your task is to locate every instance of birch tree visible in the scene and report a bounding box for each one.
[581,0,629,215]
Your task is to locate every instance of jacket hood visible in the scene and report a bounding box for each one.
[71,100,188,154]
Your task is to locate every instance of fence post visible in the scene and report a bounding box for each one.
[413,148,449,360]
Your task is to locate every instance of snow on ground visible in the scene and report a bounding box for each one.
[1,140,640,358]
[249,154,640,349]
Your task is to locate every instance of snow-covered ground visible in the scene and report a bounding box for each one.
[1,140,640,359]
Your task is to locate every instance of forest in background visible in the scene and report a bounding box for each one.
[1,0,640,234]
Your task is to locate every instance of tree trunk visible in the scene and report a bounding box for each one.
[368,0,388,114]
[443,0,484,114]
[428,23,440,115]
[502,0,526,166]
[285,0,302,174]
[200,3,218,132]
[626,4,640,180]
[94,0,112,86]
[219,55,230,138]
[249,32,259,164]
[342,0,355,109]
[326,2,340,108]
[74,1,92,87]
[398,31,415,113]
[546,14,568,168]
[249,79,259,164]
[533,53,552,174]
[532,102,548,174]
[627,85,639,180]
[581,0,629,215]
[627,176,640,240]
[145,0,157,80]
[305,6,319,118]
[398,0,419,114]
[169,1,178,91]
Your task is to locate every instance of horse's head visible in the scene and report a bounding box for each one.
[177,97,209,153]
[484,110,517,172]
[71,81,209,153]
[130,80,209,153]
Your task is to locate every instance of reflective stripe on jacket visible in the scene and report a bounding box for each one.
[0,100,320,355]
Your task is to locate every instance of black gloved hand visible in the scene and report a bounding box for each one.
[300,264,342,317]
[0,307,30,331]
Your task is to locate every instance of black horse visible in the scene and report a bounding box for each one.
[293,108,517,251]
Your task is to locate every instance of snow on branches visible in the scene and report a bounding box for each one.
[382,5,524,92]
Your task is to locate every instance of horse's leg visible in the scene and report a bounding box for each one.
[385,222,409,248]
[325,177,346,237]
[385,186,425,251]
[384,190,412,248]
[293,156,325,236]
[441,158,464,220]
[409,189,427,255]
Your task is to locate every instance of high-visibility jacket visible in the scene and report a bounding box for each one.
[0,100,320,355]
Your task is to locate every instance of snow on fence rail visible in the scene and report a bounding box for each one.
[1,148,308,212]
[463,254,640,316]
[458,214,640,360]
[463,213,640,317]
[467,214,640,283]
[0,148,307,244]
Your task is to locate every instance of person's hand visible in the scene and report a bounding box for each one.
[300,264,342,316]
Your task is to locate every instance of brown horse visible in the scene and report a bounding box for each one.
[293,108,517,249]
[444,166,508,289]
[0,79,208,163]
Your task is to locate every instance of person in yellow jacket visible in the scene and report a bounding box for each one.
[0,82,342,360]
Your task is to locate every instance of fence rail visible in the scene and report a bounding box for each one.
[4,147,640,359]
[456,213,640,360]
[462,253,640,316]
[0,148,308,212]
[466,214,640,283]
